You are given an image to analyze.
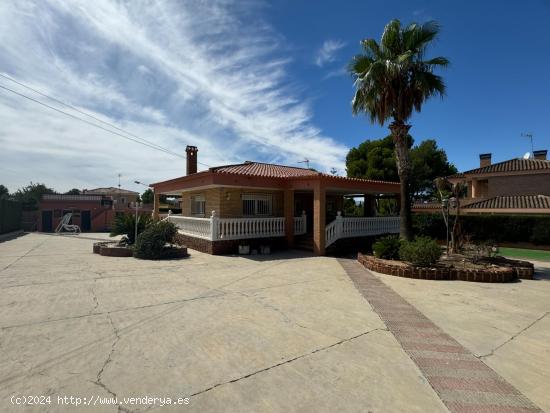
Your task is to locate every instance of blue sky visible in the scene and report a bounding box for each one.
[0,0,549,192]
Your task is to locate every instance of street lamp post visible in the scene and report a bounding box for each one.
[134,180,149,244]
[441,198,450,256]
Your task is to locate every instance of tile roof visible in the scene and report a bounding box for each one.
[463,195,550,210]
[210,161,319,178]
[452,158,550,177]
[210,161,399,184]
[83,187,139,195]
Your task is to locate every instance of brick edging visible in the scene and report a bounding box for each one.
[357,253,518,283]
[339,259,543,413]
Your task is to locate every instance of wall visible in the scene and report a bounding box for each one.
[488,173,550,197]
[38,200,115,232]
[181,188,284,218]
[174,233,287,255]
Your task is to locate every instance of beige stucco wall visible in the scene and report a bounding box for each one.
[181,188,284,218]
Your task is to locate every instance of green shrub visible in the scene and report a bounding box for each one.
[531,222,550,245]
[412,214,550,246]
[110,213,152,244]
[133,220,178,260]
[399,236,442,266]
[373,235,401,259]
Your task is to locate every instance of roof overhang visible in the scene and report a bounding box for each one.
[150,171,400,195]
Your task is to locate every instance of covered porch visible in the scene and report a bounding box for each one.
[151,171,400,256]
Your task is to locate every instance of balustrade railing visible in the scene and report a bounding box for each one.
[293,212,307,235]
[325,213,400,248]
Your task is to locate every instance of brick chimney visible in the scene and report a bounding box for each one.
[186,145,198,175]
[479,153,492,168]
[533,150,547,161]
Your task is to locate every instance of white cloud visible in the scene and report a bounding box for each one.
[315,39,347,67]
[0,0,348,193]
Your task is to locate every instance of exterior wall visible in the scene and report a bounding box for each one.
[181,188,284,218]
[488,174,550,197]
[38,200,116,232]
[174,233,287,255]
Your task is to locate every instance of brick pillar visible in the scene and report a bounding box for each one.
[284,189,294,247]
[153,191,160,220]
[313,184,326,255]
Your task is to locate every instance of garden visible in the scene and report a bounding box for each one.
[93,213,188,260]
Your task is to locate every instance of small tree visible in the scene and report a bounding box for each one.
[141,189,154,204]
[110,213,153,245]
[13,182,56,210]
[0,184,9,199]
[64,188,81,195]
[434,177,466,253]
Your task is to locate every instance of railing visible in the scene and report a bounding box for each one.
[325,213,400,248]
[167,211,296,241]
[217,217,285,240]
[168,215,212,239]
[294,212,307,235]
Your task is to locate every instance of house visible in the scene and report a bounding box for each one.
[82,187,139,210]
[38,194,116,232]
[413,151,550,215]
[38,186,140,232]
[150,146,401,255]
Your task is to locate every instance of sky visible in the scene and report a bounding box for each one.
[1,0,549,194]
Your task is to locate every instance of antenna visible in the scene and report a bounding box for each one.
[298,159,310,169]
[330,167,338,175]
[521,133,534,156]
[117,173,121,189]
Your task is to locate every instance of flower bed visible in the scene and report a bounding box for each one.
[357,253,518,283]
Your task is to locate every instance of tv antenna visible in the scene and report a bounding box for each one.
[298,158,310,169]
[118,173,122,190]
[330,167,338,175]
[521,133,534,156]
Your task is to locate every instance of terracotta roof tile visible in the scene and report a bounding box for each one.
[211,161,318,178]
[210,162,399,185]
[463,195,550,209]
[452,158,550,177]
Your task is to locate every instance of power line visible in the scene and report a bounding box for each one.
[0,76,212,167]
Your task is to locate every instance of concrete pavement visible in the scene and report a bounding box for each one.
[1,233,445,413]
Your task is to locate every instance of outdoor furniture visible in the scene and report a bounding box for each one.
[55,213,81,234]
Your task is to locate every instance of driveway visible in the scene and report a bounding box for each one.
[0,233,548,412]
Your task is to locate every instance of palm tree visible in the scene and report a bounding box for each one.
[349,19,448,240]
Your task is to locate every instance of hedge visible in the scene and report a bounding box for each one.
[413,214,550,245]
[0,199,22,234]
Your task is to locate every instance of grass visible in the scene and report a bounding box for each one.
[498,247,550,262]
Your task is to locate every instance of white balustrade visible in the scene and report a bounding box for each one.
[294,212,307,235]
[217,217,285,240]
[325,212,400,247]
[167,215,212,239]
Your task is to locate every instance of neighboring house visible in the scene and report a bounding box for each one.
[150,146,401,255]
[82,187,139,210]
[38,194,116,232]
[413,150,550,215]
[38,186,141,232]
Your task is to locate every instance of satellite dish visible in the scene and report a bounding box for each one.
[523,152,532,159]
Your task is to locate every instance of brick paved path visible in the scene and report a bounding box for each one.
[339,259,544,413]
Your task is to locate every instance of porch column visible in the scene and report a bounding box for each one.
[363,194,375,217]
[313,183,326,255]
[284,189,294,247]
[153,191,160,220]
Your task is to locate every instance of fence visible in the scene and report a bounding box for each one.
[0,199,22,234]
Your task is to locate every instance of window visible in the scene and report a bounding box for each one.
[191,195,206,216]
[242,193,273,216]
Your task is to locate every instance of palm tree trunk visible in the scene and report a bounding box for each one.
[389,121,413,241]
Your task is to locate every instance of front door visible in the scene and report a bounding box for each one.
[81,210,91,232]
[41,210,53,232]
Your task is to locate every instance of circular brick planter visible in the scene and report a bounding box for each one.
[93,241,112,254]
[357,253,518,283]
[99,245,134,257]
